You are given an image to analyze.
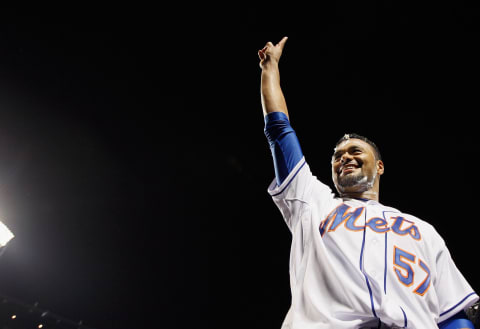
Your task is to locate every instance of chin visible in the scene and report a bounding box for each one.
[337,175,372,193]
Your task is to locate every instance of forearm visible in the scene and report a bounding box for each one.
[261,62,289,118]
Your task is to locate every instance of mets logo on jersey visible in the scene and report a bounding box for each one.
[319,203,432,297]
[319,203,421,241]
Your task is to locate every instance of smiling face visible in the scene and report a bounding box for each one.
[331,138,384,197]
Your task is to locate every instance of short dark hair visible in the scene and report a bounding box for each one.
[335,133,382,161]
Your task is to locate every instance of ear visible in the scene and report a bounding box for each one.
[376,160,384,176]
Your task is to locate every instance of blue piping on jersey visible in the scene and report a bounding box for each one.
[354,197,371,202]
[400,306,408,328]
[360,208,378,318]
[384,232,388,294]
[363,272,377,318]
[440,292,478,317]
[271,159,307,197]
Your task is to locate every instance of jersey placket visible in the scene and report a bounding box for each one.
[361,204,389,318]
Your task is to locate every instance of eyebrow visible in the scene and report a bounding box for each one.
[332,150,342,158]
[332,145,364,158]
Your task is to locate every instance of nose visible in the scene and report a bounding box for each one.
[340,152,353,164]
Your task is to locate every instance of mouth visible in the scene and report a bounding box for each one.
[339,164,359,176]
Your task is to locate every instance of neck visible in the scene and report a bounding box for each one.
[340,191,379,201]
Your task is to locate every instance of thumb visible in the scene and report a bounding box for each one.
[277,36,288,50]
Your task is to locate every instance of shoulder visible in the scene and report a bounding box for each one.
[379,203,433,227]
[268,158,335,202]
[389,206,445,245]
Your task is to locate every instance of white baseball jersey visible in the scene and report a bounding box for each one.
[268,157,478,329]
[0,221,14,247]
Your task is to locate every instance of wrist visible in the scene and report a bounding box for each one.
[261,59,280,71]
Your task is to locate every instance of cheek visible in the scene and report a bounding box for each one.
[331,162,337,172]
[364,162,378,176]
[332,163,341,175]
[331,166,339,180]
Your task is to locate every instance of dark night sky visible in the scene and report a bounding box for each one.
[0,4,479,329]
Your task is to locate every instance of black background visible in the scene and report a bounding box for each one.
[0,4,479,329]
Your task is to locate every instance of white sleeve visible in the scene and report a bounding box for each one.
[0,221,14,247]
[267,157,335,232]
[435,238,479,323]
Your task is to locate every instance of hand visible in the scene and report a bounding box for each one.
[258,36,288,69]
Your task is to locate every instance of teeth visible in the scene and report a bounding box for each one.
[341,165,357,173]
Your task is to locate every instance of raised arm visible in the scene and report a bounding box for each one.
[260,37,304,186]
[258,37,289,118]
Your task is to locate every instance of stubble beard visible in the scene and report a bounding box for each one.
[337,171,375,193]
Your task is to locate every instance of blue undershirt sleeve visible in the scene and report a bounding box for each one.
[264,112,304,186]
[438,311,474,329]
